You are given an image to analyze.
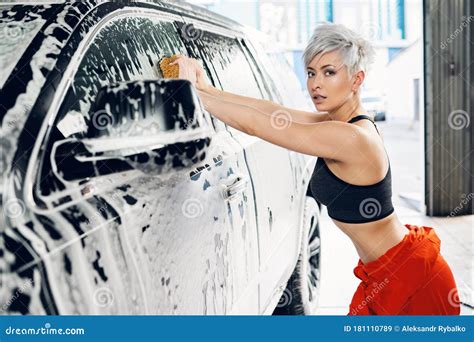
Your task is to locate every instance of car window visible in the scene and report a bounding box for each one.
[192,30,267,135]
[264,51,310,109]
[37,15,188,195]
[195,31,265,99]
[56,16,187,138]
[242,35,313,111]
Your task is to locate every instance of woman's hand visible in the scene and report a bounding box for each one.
[171,55,210,92]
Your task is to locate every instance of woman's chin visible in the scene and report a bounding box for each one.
[313,103,327,111]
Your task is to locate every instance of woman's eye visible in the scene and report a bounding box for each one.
[307,71,315,78]
[325,70,335,76]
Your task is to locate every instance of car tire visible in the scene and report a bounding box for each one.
[273,195,321,315]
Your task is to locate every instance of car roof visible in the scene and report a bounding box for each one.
[1,1,242,34]
[0,0,243,89]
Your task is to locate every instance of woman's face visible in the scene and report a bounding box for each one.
[306,50,356,112]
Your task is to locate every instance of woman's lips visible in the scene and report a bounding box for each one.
[313,95,327,104]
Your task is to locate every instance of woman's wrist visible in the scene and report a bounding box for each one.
[198,90,215,112]
[198,84,219,96]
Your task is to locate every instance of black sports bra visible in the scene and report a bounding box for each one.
[309,115,394,223]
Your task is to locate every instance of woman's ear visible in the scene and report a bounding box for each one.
[352,70,365,92]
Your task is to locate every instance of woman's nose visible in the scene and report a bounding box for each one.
[309,76,321,91]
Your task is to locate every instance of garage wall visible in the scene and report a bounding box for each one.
[423,0,473,216]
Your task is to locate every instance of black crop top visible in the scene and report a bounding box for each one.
[309,115,394,223]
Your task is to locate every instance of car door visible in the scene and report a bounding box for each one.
[176,21,263,315]
[2,10,258,315]
[178,20,300,311]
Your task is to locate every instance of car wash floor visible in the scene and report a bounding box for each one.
[314,118,473,315]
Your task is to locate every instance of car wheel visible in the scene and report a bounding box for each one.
[273,195,321,315]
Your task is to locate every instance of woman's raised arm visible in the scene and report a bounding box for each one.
[203,87,330,124]
[172,55,329,125]
[198,90,369,161]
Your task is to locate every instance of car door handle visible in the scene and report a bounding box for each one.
[220,175,248,201]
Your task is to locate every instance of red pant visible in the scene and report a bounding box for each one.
[348,224,461,315]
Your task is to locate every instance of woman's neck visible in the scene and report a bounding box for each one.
[327,97,366,122]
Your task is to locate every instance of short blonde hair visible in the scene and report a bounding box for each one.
[303,22,375,75]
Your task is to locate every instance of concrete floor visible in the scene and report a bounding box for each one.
[314,119,473,315]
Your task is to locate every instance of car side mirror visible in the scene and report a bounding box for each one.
[53,79,213,180]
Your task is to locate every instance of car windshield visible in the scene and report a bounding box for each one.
[0,5,47,89]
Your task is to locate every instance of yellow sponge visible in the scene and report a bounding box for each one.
[159,55,179,78]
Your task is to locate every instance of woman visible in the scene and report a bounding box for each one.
[173,23,461,315]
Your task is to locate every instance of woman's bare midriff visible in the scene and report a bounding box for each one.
[323,124,407,265]
[333,213,408,264]
[322,158,408,265]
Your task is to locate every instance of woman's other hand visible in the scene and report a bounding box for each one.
[172,55,210,92]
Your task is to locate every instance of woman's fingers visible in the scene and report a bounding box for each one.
[166,55,204,88]
[176,57,197,85]
[169,54,185,65]
[169,55,198,67]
